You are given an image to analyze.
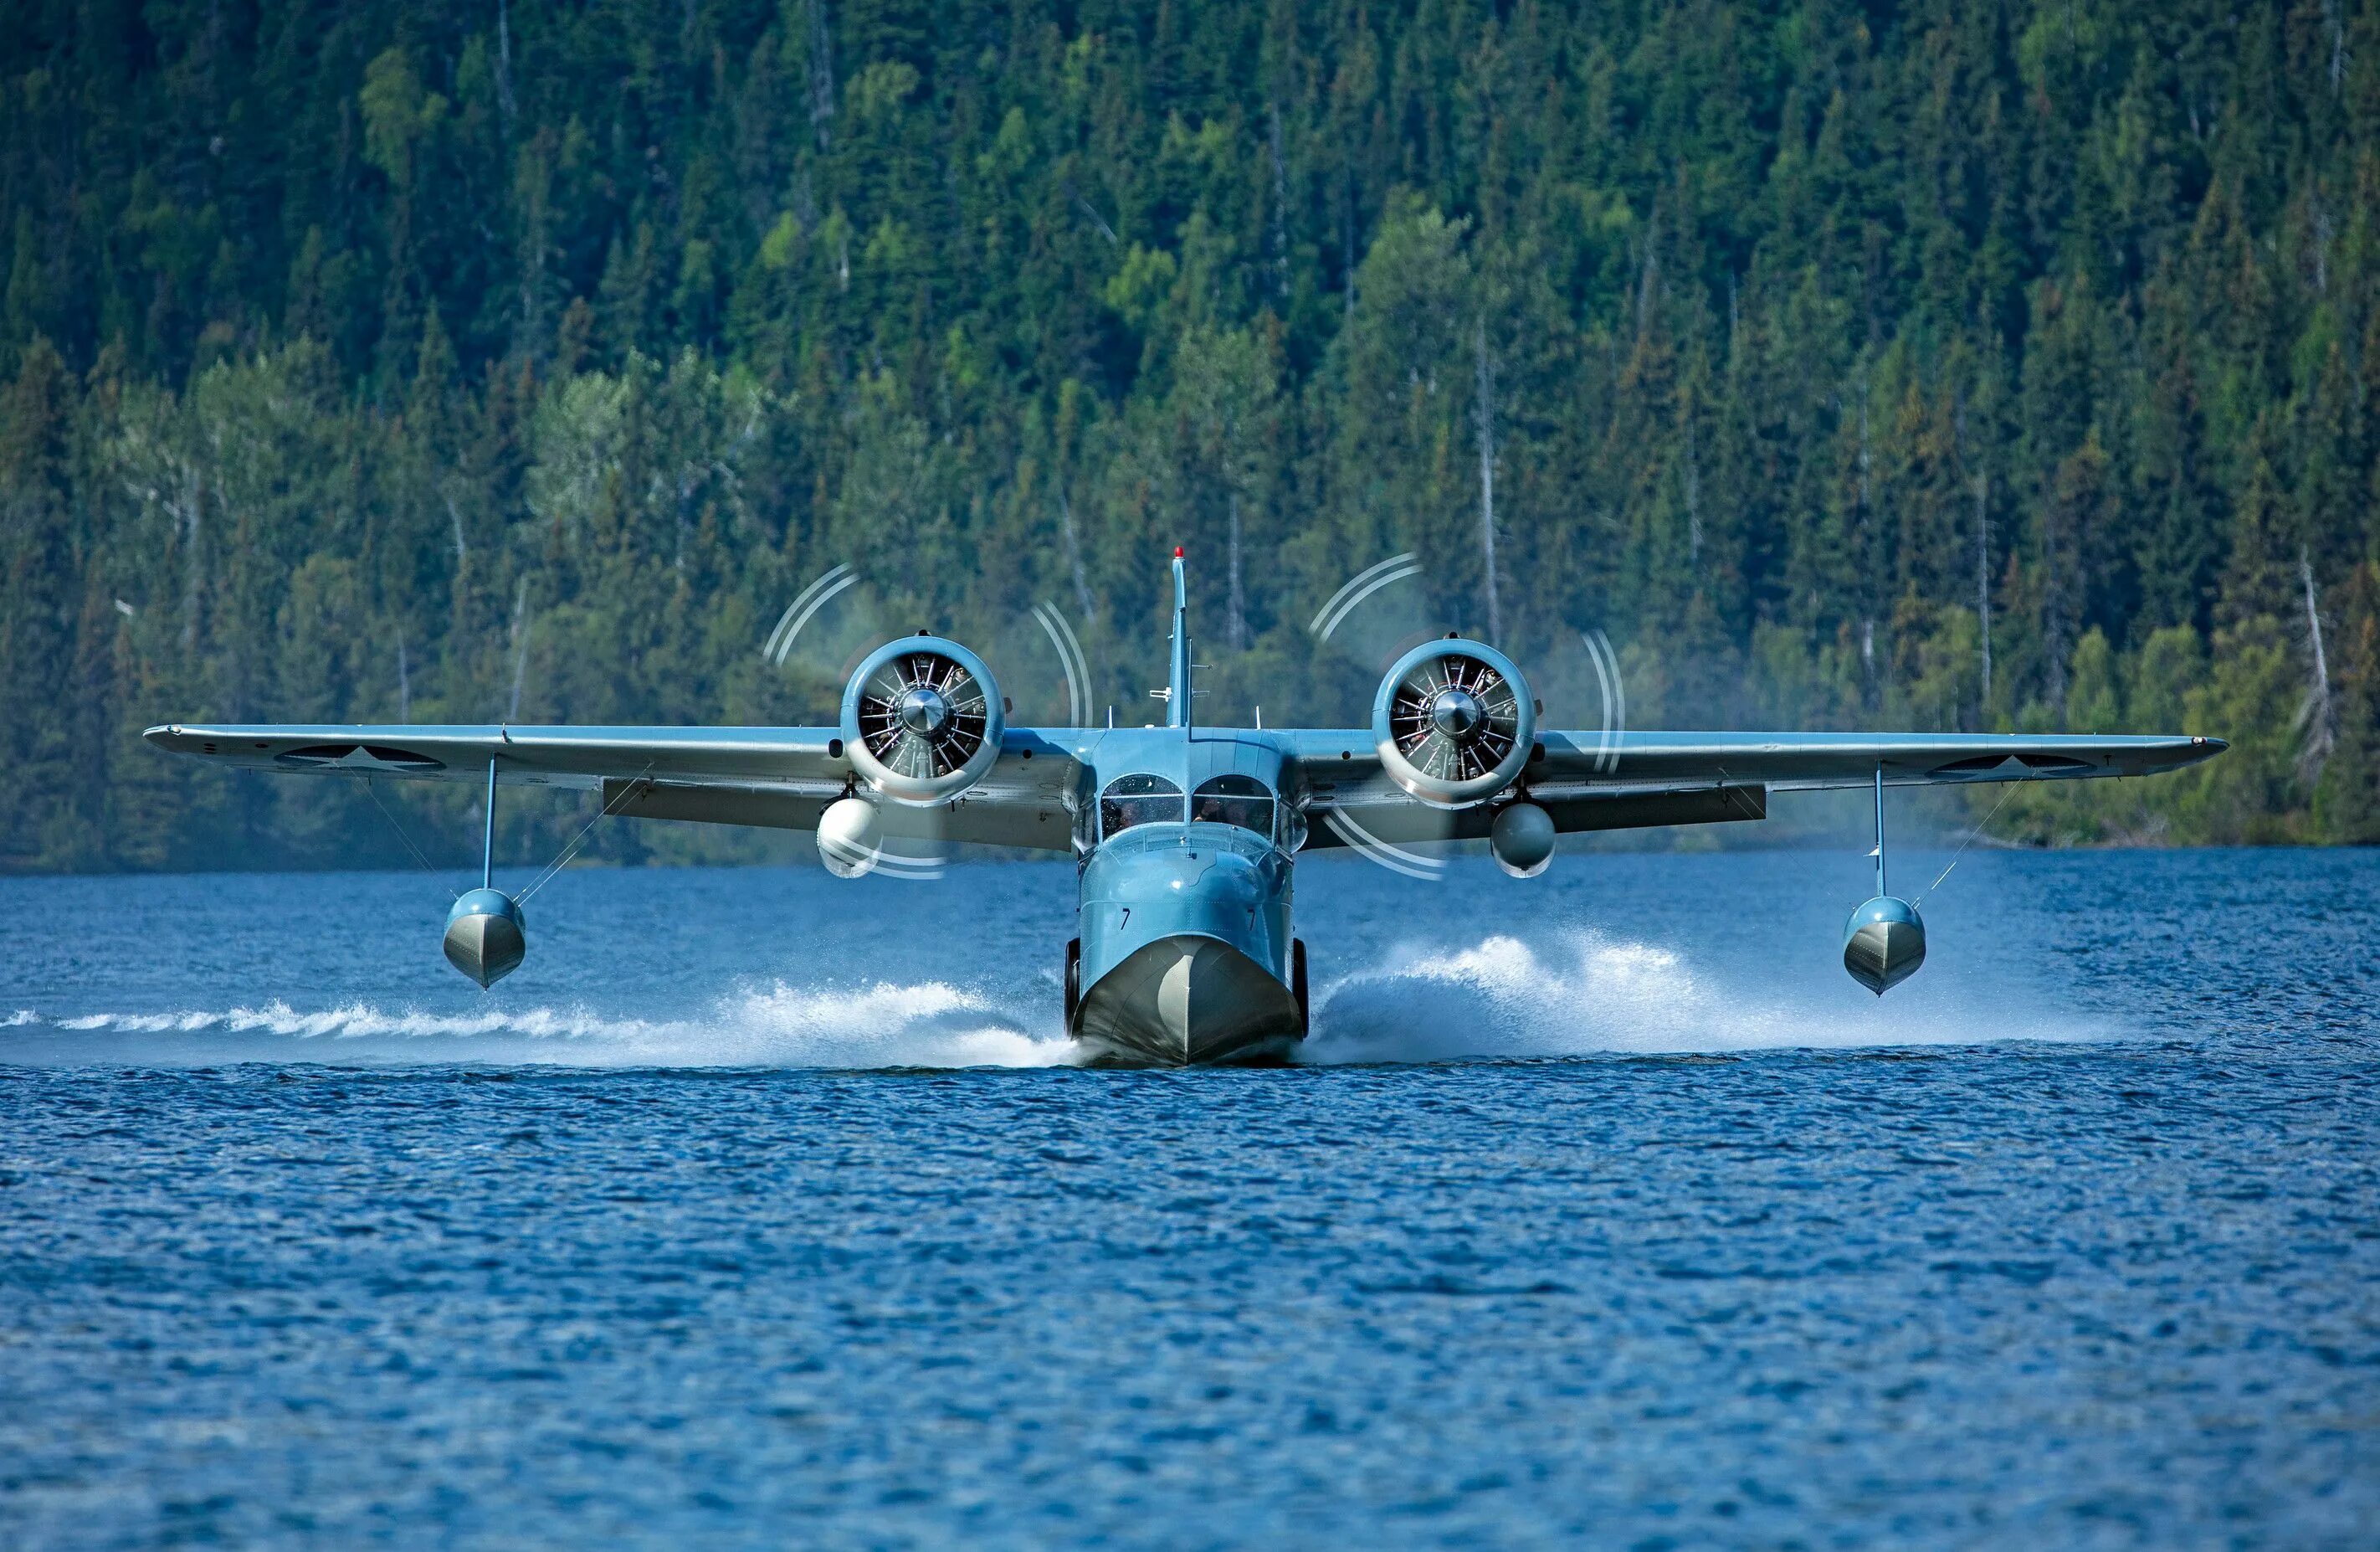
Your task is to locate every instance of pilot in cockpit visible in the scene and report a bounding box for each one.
[1192,775,1275,835]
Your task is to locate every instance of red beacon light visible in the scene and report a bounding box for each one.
[1173,546,1184,558]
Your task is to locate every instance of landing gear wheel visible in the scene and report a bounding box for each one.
[1292,939,1310,1034]
[1063,938,1081,1031]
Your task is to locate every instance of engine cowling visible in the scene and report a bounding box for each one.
[1372,638,1536,807]
[840,635,1005,804]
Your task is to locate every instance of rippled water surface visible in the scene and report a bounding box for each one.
[3,847,2376,1548]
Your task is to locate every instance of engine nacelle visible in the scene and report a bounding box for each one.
[839,635,1005,804]
[1372,639,1536,807]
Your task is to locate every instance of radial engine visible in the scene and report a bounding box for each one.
[817,634,1006,879]
[1372,638,1536,807]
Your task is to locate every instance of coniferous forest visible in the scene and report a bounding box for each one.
[3,0,2378,872]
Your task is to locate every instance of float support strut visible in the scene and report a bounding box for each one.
[1873,766,1886,897]
[483,758,498,891]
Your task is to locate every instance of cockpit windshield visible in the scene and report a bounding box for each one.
[1100,773,1185,836]
[1192,774,1275,839]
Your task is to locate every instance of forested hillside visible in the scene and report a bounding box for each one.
[3,0,2377,871]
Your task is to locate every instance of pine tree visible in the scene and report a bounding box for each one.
[0,0,2372,868]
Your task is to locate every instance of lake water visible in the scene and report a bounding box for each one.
[2,847,2375,1547]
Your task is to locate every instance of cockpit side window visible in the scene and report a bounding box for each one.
[1100,773,1185,836]
[1192,774,1276,839]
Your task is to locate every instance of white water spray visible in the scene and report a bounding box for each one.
[12,981,1071,1069]
[1303,928,2103,1064]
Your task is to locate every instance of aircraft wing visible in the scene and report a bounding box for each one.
[1287,729,2226,847]
[141,722,1082,853]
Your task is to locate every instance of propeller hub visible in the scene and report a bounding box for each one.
[1428,686,1485,740]
[895,685,953,737]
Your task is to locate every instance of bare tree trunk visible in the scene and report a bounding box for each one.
[1226,491,1248,651]
[674,471,693,573]
[1856,395,1873,705]
[495,0,516,135]
[806,0,836,152]
[1341,167,1357,318]
[506,575,531,721]
[1055,488,1095,626]
[397,637,411,722]
[2312,201,2332,297]
[2043,524,2066,717]
[1267,105,1290,304]
[1974,470,1992,707]
[1067,186,1116,245]
[1635,203,1659,343]
[2300,547,2335,770]
[173,462,203,652]
[1684,415,1702,568]
[1473,318,1502,644]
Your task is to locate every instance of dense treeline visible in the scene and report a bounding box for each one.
[3,0,2377,872]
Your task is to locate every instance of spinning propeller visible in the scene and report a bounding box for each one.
[762,563,1095,878]
[1305,552,1630,877]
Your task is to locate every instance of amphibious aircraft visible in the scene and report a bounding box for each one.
[148,550,2224,1066]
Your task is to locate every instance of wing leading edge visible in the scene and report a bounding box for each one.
[145,722,850,788]
[142,722,1081,853]
[1288,728,2224,846]
[148,721,2224,856]
[1521,728,2226,789]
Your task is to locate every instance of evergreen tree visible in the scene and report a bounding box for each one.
[0,0,2372,869]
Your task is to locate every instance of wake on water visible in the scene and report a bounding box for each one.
[1,926,2101,1069]
[0,983,1066,1069]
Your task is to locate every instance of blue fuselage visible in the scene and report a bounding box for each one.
[1053,727,1306,1065]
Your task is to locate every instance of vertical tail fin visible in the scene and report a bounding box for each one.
[1168,547,1192,732]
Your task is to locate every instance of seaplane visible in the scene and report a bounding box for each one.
[147,550,2224,1066]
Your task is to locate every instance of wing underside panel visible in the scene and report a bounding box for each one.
[603,777,1074,851]
[1304,784,1768,849]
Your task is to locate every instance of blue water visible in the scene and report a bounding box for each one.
[3,847,2376,1547]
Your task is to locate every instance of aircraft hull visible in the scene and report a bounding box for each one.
[1070,820,1302,1067]
[1073,933,1303,1066]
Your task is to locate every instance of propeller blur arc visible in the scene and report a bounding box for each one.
[1583,628,1625,774]
[1320,809,1448,881]
[1305,553,1473,880]
[1033,601,1093,727]
[763,563,859,667]
[1311,552,1423,644]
